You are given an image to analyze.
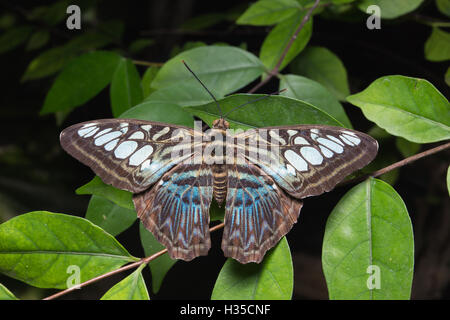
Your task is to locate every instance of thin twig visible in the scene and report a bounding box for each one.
[248,0,321,94]
[43,222,225,300]
[341,142,450,187]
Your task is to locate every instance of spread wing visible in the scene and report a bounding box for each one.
[222,162,303,264]
[60,119,198,193]
[234,125,378,199]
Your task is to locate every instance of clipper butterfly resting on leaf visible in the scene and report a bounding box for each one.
[60,62,378,264]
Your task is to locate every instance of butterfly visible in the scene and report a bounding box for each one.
[59,63,378,264]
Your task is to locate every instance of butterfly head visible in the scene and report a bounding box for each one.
[212,118,230,129]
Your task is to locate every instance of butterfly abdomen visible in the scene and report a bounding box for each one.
[212,164,227,206]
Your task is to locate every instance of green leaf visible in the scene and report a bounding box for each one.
[76,176,134,210]
[22,32,117,82]
[322,178,414,299]
[437,0,450,17]
[85,195,136,237]
[357,0,424,19]
[259,13,312,72]
[110,58,143,117]
[145,82,223,107]
[120,101,195,127]
[0,283,18,300]
[101,264,149,300]
[139,223,177,293]
[236,0,301,26]
[0,25,33,54]
[211,237,293,300]
[395,137,421,158]
[128,38,154,54]
[141,66,160,98]
[347,75,450,143]
[41,51,122,115]
[290,46,350,101]
[25,30,50,51]
[424,27,450,62]
[186,94,343,130]
[152,46,265,95]
[279,74,352,128]
[0,211,137,289]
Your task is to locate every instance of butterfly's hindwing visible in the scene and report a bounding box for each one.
[134,159,213,261]
[222,162,303,264]
[238,125,378,199]
[60,119,196,193]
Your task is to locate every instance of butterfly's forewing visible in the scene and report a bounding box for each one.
[60,119,196,193]
[222,162,303,264]
[238,125,378,199]
[134,159,213,260]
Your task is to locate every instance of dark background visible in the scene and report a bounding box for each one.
[0,0,448,300]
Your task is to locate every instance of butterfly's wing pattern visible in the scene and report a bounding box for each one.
[222,162,303,263]
[134,159,213,261]
[60,119,197,193]
[237,125,378,199]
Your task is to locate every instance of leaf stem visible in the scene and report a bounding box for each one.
[247,0,321,94]
[42,222,225,300]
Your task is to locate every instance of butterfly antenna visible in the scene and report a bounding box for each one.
[182,60,223,118]
[223,88,287,118]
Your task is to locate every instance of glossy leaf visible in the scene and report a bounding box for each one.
[395,137,421,158]
[259,13,312,72]
[236,0,301,26]
[76,176,134,210]
[41,51,121,115]
[85,195,136,237]
[347,75,450,143]
[0,25,32,54]
[437,0,450,17]
[290,46,350,101]
[145,82,223,107]
[110,58,143,117]
[141,66,160,98]
[101,264,149,300]
[185,94,343,130]
[322,178,414,299]
[152,46,265,95]
[0,211,137,289]
[211,237,293,300]
[357,0,424,19]
[279,74,352,128]
[0,283,18,300]
[120,101,195,128]
[424,27,450,62]
[25,30,50,51]
[139,223,177,293]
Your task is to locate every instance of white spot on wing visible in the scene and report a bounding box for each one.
[284,150,308,172]
[94,128,112,138]
[104,138,119,151]
[287,130,297,137]
[319,145,333,158]
[341,133,361,145]
[81,122,97,128]
[300,146,323,165]
[129,131,145,140]
[327,135,344,146]
[294,136,309,145]
[317,138,343,153]
[129,145,154,166]
[141,125,152,132]
[83,127,99,137]
[95,131,122,146]
[114,141,138,159]
[152,127,170,140]
[286,164,297,176]
[77,126,97,137]
[269,130,286,145]
[140,159,151,171]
